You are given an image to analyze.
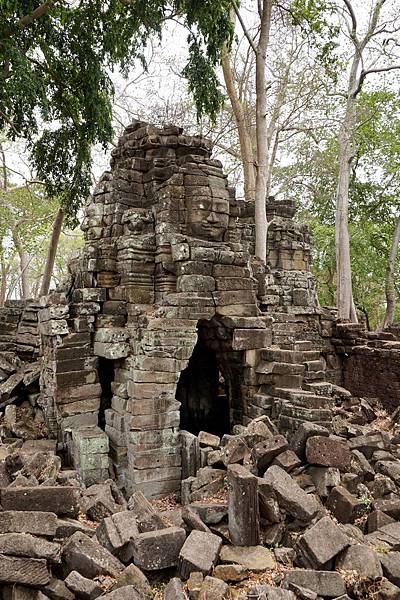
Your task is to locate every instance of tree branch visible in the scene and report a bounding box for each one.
[358,63,400,89]
[18,2,53,28]
[232,0,258,55]
[343,0,357,38]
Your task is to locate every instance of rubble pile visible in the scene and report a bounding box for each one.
[0,413,398,599]
[0,300,45,441]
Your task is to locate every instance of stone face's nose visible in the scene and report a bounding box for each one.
[207,211,219,223]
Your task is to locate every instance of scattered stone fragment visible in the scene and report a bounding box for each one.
[252,435,289,473]
[365,521,400,550]
[380,551,400,587]
[189,502,228,524]
[309,466,340,498]
[227,464,260,546]
[367,510,395,533]
[291,423,329,459]
[82,482,121,521]
[198,431,220,449]
[326,485,366,523]
[111,563,153,599]
[127,490,166,531]
[306,436,351,470]
[260,465,319,522]
[96,587,143,600]
[130,526,186,570]
[0,555,50,586]
[187,571,204,599]
[96,510,139,560]
[272,449,301,472]
[178,530,222,579]
[336,544,383,579]
[347,432,390,458]
[219,544,275,572]
[1,486,80,516]
[62,531,124,579]
[375,497,400,519]
[0,532,60,562]
[198,575,228,599]
[297,516,349,569]
[163,577,187,600]
[282,570,346,598]
[212,563,247,582]
[182,506,211,533]
[64,571,103,599]
[42,578,75,600]
[274,547,296,565]
[0,510,57,536]
[56,517,95,539]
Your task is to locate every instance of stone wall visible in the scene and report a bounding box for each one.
[333,323,400,412]
[0,300,40,362]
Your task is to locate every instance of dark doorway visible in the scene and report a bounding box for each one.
[176,337,230,437]
[98,357,114,429]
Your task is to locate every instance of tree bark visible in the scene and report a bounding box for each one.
[221,48,256,203]
[0,257,8,307]
[12,228,30,299]
[335,50,360,322]
[39,207,64,297]
[254,0,272,261]
[379,216,400,331]
[335,0,387,322]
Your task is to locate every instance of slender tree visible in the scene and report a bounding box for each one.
[380,217,400,330]
[335,0,400,321]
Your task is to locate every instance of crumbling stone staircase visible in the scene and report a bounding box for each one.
[254,311,348,435]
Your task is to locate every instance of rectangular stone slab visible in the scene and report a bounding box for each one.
[282,570,346,598]
[0,510,58,536]
[130,526,186,570]
[259,465,319,522]
[1,487,80,517]
[227,464,260,546]
[0,554,50,586]
[0,533,60,562]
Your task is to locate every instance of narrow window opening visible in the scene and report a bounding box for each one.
[98,357,114,430]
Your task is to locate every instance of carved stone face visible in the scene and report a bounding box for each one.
[186,196,230,241]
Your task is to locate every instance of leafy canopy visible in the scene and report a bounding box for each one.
[0,0,234,225]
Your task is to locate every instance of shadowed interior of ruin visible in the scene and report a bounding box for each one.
[98,358,114,430]
[176,336,230,437]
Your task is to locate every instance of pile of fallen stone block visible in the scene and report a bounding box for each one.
[0,416,399,599]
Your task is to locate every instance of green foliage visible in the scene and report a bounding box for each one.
[279,89,400,328]
[0,181,83,298]
[310,217,400,328]
[0,0,233,225]
[289,0,340,79]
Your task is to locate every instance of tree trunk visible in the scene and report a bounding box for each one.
[0,143,7,190]
[335,58,359,322]
[0,257,8,307]
[12,229,30,299]
[221,47,256,203]
[254,0,272,262]
[379,216,400,331]
[39,207,64,297]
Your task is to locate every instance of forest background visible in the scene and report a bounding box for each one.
[1,0,400,330]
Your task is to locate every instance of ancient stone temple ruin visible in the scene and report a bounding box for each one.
[32,120,332,497]
[2,121,400,500]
